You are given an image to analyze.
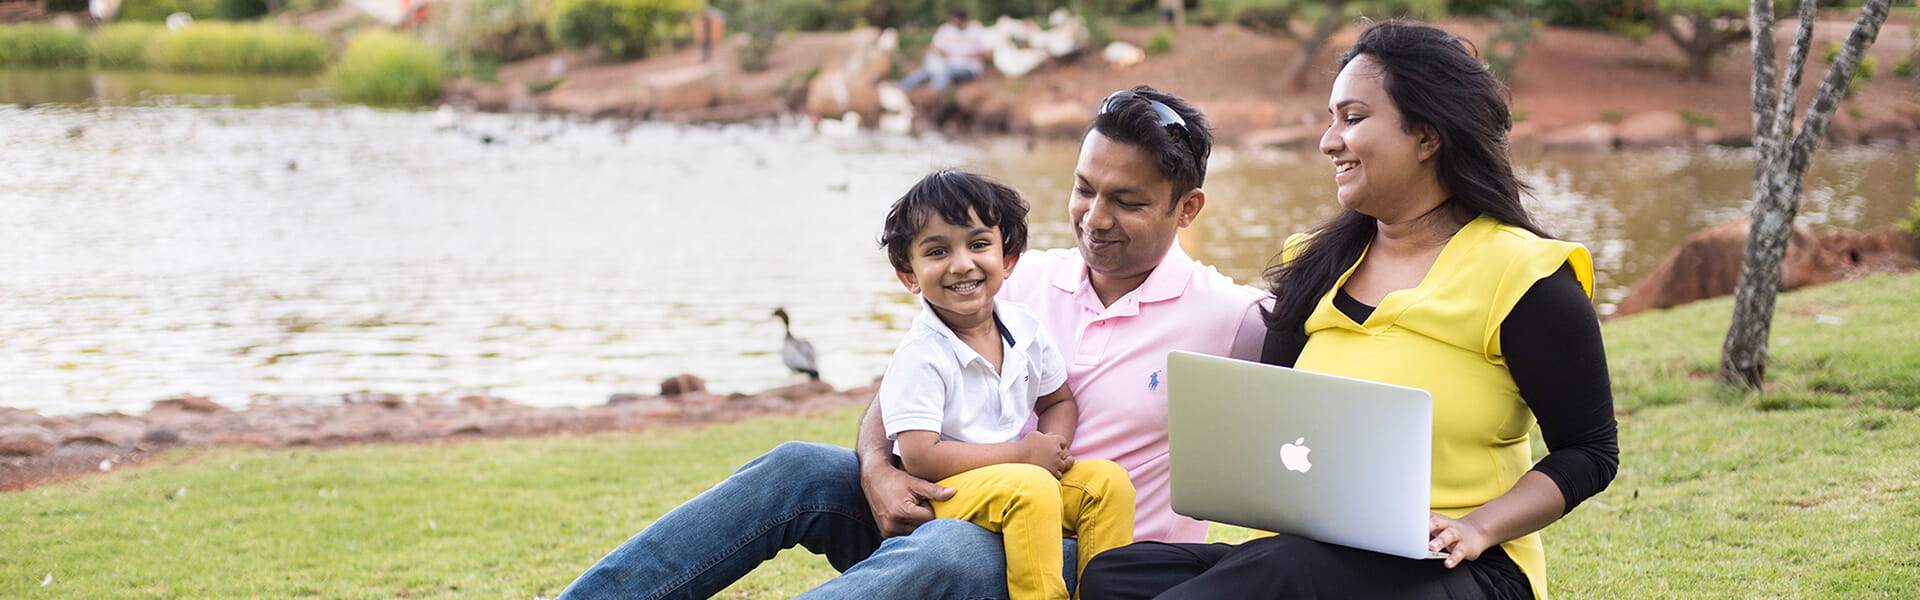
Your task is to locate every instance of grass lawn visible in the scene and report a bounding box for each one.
[5,273,1919,598]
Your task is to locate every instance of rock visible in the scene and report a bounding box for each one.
[640,63,731,113]
[1615,111,1695,148]
[66,420,147,447]
[1825,109,1861,146]
[0,407,47,428]
[1102,41,1145,67]
[1025,101,1093,138]
[1537,122,1616,152]
[1613,220,1853,318]
[660,374,707,397]
[141,428,184,446]
[1243,124,1328,150]
[1858,113,1919,147]
[153,395,225,413]
[0,426,57,456]
[606,393,646,405]
[805,28,895,123]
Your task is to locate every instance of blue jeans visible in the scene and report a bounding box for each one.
[900,53,981,93]
[556,441,1079,600]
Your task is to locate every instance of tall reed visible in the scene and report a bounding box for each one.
[0,24,88,66]
[328,30,445,106]
[144,22,329,72]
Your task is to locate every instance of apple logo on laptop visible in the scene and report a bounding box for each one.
[1280,437,1313,472]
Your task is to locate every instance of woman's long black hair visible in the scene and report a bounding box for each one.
[1262,20,1551,355]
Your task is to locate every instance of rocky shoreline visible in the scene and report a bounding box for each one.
[0,377,871,492]
[439,20,1920,150]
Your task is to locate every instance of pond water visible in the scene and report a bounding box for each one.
[2,104,1914,415]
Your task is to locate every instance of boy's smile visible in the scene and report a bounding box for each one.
[896,209,1016,331]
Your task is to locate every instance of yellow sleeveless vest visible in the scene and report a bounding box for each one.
[1287,215,1593,600]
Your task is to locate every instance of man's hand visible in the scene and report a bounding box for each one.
[860,461,955,538]
[1016,431,1072,477]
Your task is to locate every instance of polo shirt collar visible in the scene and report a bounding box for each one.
[1049,239,1197,306]
[912,298,1024,372]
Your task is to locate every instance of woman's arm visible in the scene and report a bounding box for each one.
[1430,266,1620,566]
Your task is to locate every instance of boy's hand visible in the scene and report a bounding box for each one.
[1017,431,1073,477]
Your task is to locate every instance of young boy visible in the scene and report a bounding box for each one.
[876,169,1135,600]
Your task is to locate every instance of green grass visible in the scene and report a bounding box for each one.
[5,274,1920,598]
[0,24,88,67]
[327,30,446,106]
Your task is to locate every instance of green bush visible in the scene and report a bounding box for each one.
[1147,27,1174,54]
[145,22,330,72]
[118,0,222,22]
[0,24,89,66]
[425,0,553,63]
[1896,56,1915,79]
[546,0,696,59]
[88,22,164,68]
[216,0,270,20]
[328,30,446,106]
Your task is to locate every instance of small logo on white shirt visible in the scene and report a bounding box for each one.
[1148,370,1162,391]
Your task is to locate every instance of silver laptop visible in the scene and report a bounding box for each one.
[1165,350,1445,560]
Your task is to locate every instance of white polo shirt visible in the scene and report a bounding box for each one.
[879,299,1069,454]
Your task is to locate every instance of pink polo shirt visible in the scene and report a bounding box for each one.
[999,242,1270,543]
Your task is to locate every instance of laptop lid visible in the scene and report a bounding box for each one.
[1166,350,1437,559]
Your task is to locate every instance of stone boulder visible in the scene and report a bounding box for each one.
[660,374,707,397]
[1613,221,1920,318]
[805,29,896,123]
[1243,123,1328,150]
[1615,111,1695,148]
[153,395,225,413]
[0,426,57,456]
[1023,101,1093,139]
[1537,122,1616,152]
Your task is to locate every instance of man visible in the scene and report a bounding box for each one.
[899,9,989,93]
[556,86,1268,600]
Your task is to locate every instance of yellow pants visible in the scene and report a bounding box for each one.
[931,459,1136,600]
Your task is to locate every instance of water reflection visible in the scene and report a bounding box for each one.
[3,106,1914,415]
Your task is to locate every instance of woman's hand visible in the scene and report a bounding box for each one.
[1427,512,1494,568]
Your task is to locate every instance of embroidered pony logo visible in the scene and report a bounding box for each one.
[1148,370,1162,391]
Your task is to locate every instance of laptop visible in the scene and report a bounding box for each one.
[1165,350,1446,560]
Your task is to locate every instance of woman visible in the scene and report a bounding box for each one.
[1077,21,1619,600]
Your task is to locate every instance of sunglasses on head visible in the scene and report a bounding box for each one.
[1098,90,1200,179]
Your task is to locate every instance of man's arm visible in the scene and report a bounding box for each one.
[857,396,956,537]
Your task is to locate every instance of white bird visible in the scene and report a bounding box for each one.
[772,307,819,381]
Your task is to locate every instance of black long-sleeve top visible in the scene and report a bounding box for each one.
[1263,266,1620,513]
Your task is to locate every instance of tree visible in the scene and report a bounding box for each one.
[1206,0,1442,91]
[1719,0,1892,390]
[1651,0,1751,81]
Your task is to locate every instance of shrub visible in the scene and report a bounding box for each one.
[0,24,89,66]
[1896,56,1916,79]
[216,0,270,20]
[328,30,446,106]
[1147,27,1174,54]
[145,22,330,72]
[118,0,221,22]
[546,0,696,59]
[88,22,164,68]
[425,0,553,64]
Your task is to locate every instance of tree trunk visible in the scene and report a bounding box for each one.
[1283,0,1346,91]
[1720,0,1892,390]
